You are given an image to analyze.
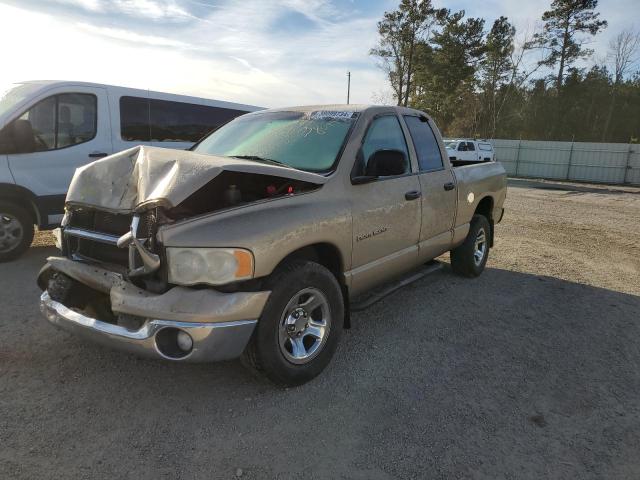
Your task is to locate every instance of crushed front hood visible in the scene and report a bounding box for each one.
[66,146,328,213]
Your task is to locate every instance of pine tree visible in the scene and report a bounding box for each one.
[534,0,607,91]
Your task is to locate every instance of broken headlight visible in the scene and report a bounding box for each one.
[166,247,254,286]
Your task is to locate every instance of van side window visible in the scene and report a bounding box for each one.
[360,115,409,176]
[119,96,248,143]
[403,116,444,172]
[8,93,96,153]
[466,141,476,151]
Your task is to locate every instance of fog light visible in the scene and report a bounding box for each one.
[176,331,193,352]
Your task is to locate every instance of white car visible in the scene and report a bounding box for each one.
[0,80,261,261]
[444,139,495,164]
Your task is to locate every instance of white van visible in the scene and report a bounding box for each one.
[0,80,261,261]
[444,139,495,164]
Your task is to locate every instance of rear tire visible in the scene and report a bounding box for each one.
[242,260,343,386]
[450,214,490,278]
[0,202,34,262]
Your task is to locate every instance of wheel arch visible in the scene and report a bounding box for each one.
[474,195,495,247]
[0,183,40,225]
[270,242,351,329]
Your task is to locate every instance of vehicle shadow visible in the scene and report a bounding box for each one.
[3,260,640,478]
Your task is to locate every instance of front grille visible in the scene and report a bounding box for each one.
[73,237,129,268]
[69,209,132,236]
[65,208,157,272]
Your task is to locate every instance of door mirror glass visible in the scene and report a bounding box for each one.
[364,149,407,177]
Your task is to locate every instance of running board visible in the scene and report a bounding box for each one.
[350,261,444,312]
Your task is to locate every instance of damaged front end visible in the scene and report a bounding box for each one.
[38,145,324,361]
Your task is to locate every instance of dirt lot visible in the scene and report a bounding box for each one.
[1,178,639,479]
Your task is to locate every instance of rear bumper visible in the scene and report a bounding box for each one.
[40,291,257,362]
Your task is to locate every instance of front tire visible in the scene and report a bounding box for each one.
[243,260,343,386]
[0,202,34,262]
[450,214,491,277]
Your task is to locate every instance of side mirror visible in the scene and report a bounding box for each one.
[364,149,407,177]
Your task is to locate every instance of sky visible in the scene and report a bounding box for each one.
[0,0,637,108]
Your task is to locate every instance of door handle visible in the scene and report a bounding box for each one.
[443,182,455,191]
[405,190,422,200]
[88,152,108,158]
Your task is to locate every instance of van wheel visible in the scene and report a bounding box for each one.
[0,202,34,262]
[242,260,343,386]
[450,214,490,278]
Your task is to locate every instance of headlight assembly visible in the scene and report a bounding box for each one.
[166,247,254,286]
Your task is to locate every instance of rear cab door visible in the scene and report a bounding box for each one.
[401,114,457,262]
[7,84,112,226]
[348,110,422,296]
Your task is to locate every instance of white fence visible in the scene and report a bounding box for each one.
[490,139,640,185]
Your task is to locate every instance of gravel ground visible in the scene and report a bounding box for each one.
[1,178,639,479]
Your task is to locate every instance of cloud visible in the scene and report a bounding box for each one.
[6,0,636,110]
[76,22,193,48]
[51,0,193,21]
[110,0,192,21]
[54,0,103,12]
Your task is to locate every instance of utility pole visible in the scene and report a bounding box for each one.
[346,71,351,104]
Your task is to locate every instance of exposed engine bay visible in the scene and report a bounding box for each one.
[166,170,320,220]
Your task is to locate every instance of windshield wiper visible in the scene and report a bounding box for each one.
[230,155,293,169]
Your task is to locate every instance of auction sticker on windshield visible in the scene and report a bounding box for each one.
[309,111,355,121]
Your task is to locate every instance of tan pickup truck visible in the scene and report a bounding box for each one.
[38,105,506,386]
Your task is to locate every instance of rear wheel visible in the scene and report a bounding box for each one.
[450,214,490,277]
[0,202,34,262]
[243,260,343,386]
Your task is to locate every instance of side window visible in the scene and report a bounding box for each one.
[466,141,476,151]
[458,143,466,151]
[361,115,409,176]
[403,116,444,172]
[120,96,248,143]
[149,99,246,142]
[13,93,96,152]
[120,96,150,141]
[57,94,97,148]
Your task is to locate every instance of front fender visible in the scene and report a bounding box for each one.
[158,192,352,278]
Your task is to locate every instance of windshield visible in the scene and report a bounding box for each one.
[0,83,40,119]
[444,141,458,149]
[194,110,357,172]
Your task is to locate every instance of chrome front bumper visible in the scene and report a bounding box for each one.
[40,291,257,362]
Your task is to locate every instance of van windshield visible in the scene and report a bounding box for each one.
[194,110,357,172]
[0,83,41,120]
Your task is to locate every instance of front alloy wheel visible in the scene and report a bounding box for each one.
[242,260,343,386]
[279,287,331,365]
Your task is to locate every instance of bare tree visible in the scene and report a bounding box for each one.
[610,28,640,83]
[602,28,640,141]
[490,25,543,138]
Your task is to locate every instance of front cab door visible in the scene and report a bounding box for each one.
[349,114,421,296]
[6,85,111,226]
